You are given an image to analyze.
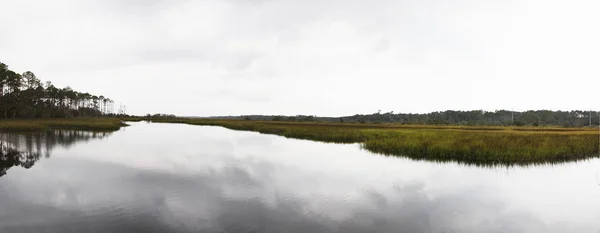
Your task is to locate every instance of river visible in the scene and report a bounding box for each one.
[1,122,599,233]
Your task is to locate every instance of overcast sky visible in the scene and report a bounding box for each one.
[1,0,598,116]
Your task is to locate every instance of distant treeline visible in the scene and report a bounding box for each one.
[217,110,600,127]
[0,62,119,118]
[145,113,177,118]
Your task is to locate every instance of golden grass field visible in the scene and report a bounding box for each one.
[0,118,127,132]
[138,118,600,165]
[3,117,595,165]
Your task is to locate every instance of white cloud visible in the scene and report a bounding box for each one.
[1,0,598,116]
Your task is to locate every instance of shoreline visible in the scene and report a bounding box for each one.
[0,118,128,132]
[131,118,600,165]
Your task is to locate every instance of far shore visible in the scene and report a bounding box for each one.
[129,117,600,165]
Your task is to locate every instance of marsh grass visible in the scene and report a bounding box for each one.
[361,130,599,165]
[0,118,127,132]
[134,118,600,165]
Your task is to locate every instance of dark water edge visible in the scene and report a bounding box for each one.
[1,130,113,178]
[1,122,600,233]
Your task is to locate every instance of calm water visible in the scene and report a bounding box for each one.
[1,122,600,233]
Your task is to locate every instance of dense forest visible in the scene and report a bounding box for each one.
[0,62,116,118]
[221,109,600,127]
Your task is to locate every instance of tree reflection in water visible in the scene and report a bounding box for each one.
[0,130,112,178]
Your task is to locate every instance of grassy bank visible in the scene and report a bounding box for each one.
[132,118,599,165]
[0,118,128,132]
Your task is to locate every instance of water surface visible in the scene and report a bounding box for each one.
[1,122,600,233]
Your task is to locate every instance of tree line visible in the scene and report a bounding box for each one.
[343,110,600,127]
[0,62,116,118]
[230,110,600,127]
